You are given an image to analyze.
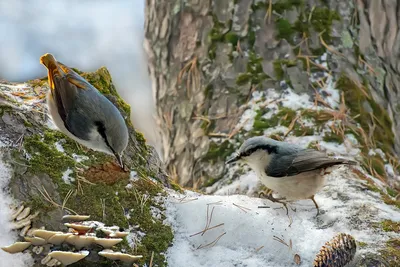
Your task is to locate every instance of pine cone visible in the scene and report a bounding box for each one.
[313,233,357,267]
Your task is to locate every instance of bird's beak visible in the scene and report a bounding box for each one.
[114,153,124,169]
[226,154,240,164]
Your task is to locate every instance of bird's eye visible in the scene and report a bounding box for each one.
[241,150,251,157]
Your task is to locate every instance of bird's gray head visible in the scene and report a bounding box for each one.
[226,136,282,166]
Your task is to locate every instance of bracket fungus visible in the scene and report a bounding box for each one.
[64,223,93,234]
[10,205,25,220]
[32,229,63,241]
[98,250,143,263]
[109,231,129,238]
[20,224,31,237]
[48,250,90,266]
[62,215,91,222]
[94,237,123,248]
[10,205,39,233]
[48,233,73,245]
[100,227,129,238]
[65,235,96,249]
[16,207,31,221]
[1,242,31,254]
[24,236,47,246]
[3,207,142,265]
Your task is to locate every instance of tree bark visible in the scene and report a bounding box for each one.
[145,0,400,190]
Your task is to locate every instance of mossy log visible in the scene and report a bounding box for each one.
[0,67,173,267]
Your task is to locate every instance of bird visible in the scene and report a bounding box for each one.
[40,53,129,169]
[226,136,357,215]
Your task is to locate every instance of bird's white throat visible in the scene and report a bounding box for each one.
[243,149,272,176]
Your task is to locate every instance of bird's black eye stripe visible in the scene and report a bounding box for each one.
[240,144,277,157]
[94,121,116,154]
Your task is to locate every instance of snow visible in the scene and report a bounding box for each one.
[213,171,260,197]
[0,154,34,266]
[164,58,400,266]
[165,168,400,267]
[281,88,313,110]
[61,168,74,184]
[72,153,89,163]
[55,141,65,153]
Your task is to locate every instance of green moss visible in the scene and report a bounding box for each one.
[23,120,33,127]
[370,156,386,177]
[272,0,303,14]
[0,105,13,116]
[203,177,220,187]
[247,52,269,85]
[357,241,368,248]
[273,59,297,81]
[224,32,240,46]
[293,125,315,136]
[323,132,343,143]
[336,75,395,177]
[208,15,227,60]
[236,73,252,86]
[24,133,76,180]
[380,238,400,266]
[366,183,381,193]
[170,179,184,193]
[252,108,296,132]
[381,220,400,233]
[382,194,400,209]
[310,7,340,42]
[387,188,398,198]
[235,52,269,87]
[251,1,267,11]
[307,141,319,149]
[277,108,296,127]
[276,18,295,41]
[25,196,54,215]
[204,140,235,163]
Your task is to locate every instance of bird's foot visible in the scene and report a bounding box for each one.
[258,189,286,203]
[310,195,320,217]
[258,190,290,215]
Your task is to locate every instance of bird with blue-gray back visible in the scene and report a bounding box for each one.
[40,53,129,169]
[226,136,357,215]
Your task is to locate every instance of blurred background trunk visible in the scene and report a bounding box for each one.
[145,0,400,189]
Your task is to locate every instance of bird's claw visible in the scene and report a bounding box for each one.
[258,190,290,215]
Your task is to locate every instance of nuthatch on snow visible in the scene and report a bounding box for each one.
[226,136,357,215]
[40,53,129,169]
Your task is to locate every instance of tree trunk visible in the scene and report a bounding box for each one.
[145,0,400,190]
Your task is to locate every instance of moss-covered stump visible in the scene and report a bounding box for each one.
[0,67,173,267]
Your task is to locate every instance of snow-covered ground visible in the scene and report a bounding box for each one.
[163,54,400,266]
[0,150,34,266]
[165,167,400,267]
[1,54,400,267]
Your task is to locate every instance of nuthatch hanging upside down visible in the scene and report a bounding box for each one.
[226,136,357,215]
[40,53,129,168]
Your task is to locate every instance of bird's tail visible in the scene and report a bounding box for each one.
[40,53,66,90]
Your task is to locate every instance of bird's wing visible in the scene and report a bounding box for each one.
[266,149,353,177]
